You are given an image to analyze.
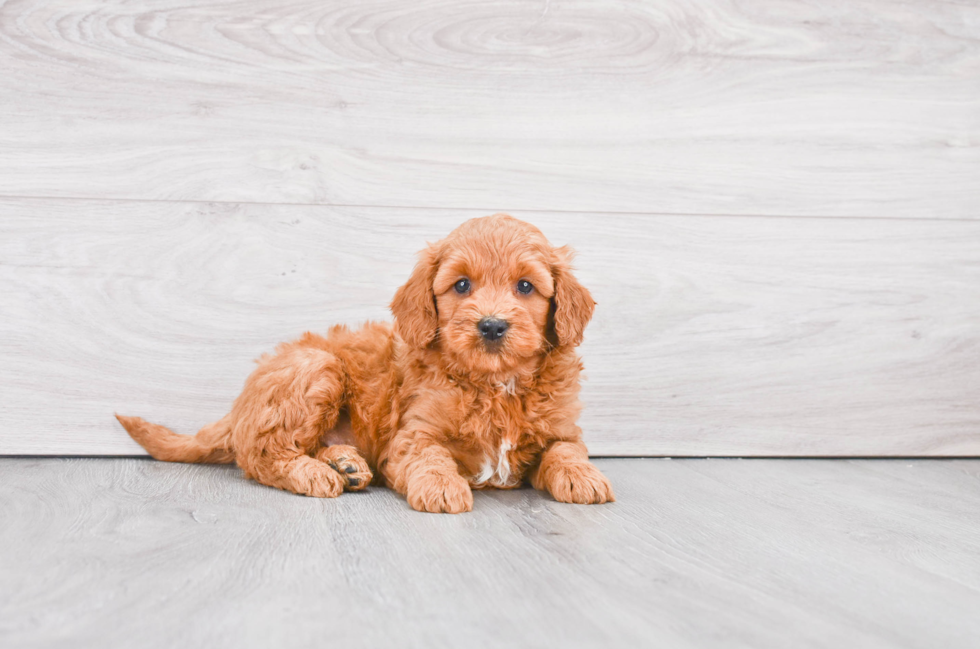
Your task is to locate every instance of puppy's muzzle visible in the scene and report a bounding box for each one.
[478,317,509,347]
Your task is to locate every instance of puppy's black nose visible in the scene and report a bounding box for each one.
[478,317,509,341]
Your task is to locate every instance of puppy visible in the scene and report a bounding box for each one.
[117,214,613,513]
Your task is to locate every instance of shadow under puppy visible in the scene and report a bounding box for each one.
[118,214,614,513]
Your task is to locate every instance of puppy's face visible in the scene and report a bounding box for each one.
[391,214,595,377]
[431,233,554,375]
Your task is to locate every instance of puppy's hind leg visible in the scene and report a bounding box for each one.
[232,341,350,498]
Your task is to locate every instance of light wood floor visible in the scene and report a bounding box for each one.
[2,458,979,648]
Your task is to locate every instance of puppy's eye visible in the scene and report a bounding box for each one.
[454,278,471,294]
[516,279,533,295]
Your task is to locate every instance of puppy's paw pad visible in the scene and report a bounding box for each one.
[332,458,372,492]
[317,446,373,492]
[546,463,615,505]
[407,471,474,514]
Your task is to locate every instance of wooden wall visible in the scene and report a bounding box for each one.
[1,0,978,455]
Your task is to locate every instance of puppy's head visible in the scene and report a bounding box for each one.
[391,214,595,375]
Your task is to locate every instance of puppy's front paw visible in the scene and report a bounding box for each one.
[407,470,474,514]
[543,461,615,505]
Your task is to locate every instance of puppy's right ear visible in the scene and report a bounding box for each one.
[390,243,441,348]
[549,245,595,349]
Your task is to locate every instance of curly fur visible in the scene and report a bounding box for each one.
[117,214,614,513]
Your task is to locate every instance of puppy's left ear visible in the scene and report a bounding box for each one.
[550,245,596,348]
[390,243,441,348]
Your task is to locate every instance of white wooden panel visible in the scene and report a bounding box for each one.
[2,198,979,456]
[0,0,977,217]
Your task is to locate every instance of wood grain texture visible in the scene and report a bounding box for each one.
[2,198,979,456]
[1,458,979,648]
[0,0,977,217]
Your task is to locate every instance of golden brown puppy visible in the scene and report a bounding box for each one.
[117,214,613,513]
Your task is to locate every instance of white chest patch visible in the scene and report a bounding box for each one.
[473,441,515,487]
[498,377,517,396]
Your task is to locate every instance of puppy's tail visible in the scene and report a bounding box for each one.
[116,413,235,464]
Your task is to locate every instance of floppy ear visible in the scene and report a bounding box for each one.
[550,245,596,348]
[390,243,441,348]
